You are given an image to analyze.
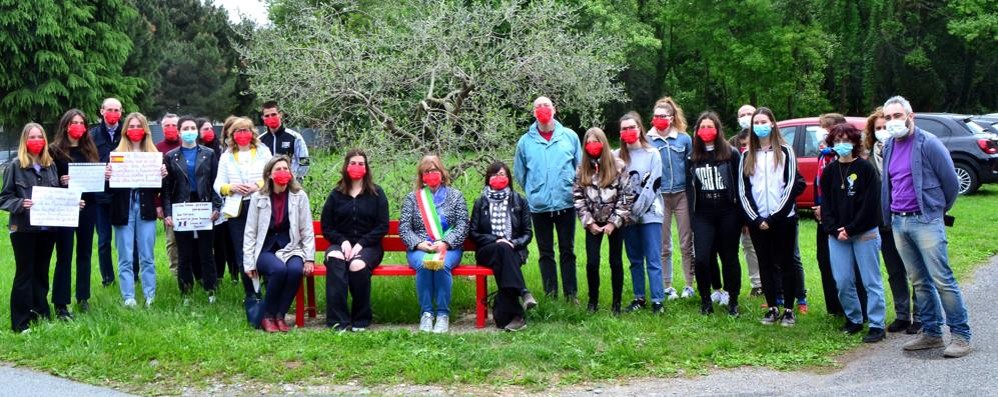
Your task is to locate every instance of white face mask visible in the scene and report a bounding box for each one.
[874,129,890,143]
[886,118,910,138]
[738,116,751,129]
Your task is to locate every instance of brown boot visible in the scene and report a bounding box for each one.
[275,317,290,332]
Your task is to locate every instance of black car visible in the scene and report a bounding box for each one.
[915,113,998,194]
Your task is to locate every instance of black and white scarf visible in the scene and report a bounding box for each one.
[483,186,511,239]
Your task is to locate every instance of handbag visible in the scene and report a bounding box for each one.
[244,276,264,328]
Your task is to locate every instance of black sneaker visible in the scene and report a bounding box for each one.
[841,321,864,335]
[699,301,714,315]
[651,302,665,314]
[55,306,74,321]
[761,307,779,325]
[610,301,622,315]
[906,321,922,335]
[863,327,886,343]
[749,287,764,297]
[886,319,910,333]
[586,301,598,313]
[77,300,90,313]
[727,304,740,318]
[626,299,646,312]
[779,309,796,327]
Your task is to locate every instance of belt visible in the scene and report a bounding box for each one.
[892,211,922,217]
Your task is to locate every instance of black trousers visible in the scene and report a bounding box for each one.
[531,209,577,297]
[749,219,800,308]
[226,201,256,297]
[584,225,624,306]
[52,203,96,306]
[816,222,867,316]
[476,242,526,329]
[692,207,742,307]
[176,228,217,293]
[10,231,56,332]
[213,221,239,281]
[881,225,915,322]
[325,247,383,329]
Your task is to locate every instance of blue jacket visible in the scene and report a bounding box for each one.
[880,127,958,223]
[647,130,692,194]
[513,120,582,213]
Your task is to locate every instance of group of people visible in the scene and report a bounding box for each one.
[1,94,972,357]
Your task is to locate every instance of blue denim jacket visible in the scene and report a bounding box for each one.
[513,120,582,213]
[880,127,959,223]
[648,130,692,194]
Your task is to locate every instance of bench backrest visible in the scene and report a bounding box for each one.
[313,220,476,252]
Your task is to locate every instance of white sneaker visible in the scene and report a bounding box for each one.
[710,290,722,303]
[124,299,138,308]
[665,287,679,300]
[145,297,154,308]
[681,286,695,299]
[432,315,449,334]
[419,312,434,332]
[182,297,191,306]
[208,294,217,304]
[719,291,730,306]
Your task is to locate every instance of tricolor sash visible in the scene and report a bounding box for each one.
[415,187,447,270]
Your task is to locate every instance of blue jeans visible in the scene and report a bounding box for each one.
[256,253,304,317]
[624,223,665,303]
[115,197,157,301]
[891,215,971,341]
[407,249,463,316]
[827,229,887,329]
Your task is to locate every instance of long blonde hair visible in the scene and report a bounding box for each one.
[17,123,54,168]
[577,128,619,188]
[113,113,158,152]
[225,117,260,150]
[742,107,786,176]
[653,96,688,133]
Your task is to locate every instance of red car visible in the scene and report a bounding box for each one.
[777,117,868,209]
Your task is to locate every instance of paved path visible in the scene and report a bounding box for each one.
[562,256,998,396]
[0,365,134,397]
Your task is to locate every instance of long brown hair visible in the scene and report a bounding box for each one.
[260,155,302,195]
[17,123,54,168]
[413,154,451,192]
[653,96,688,132]
[113,113,158,153]
[50,109,99,162]
[577,128,619,188]
[742,107,786,176]
[618,111,650,166]
[335,148,379,196]
[690,111,733,163]
[863,107,884,154]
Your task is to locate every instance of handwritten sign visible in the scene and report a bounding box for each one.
[68,163,108,192]
[172,202,213,231]
[221,195,243,218]
[109,152,162,188]
[30,187,81,227]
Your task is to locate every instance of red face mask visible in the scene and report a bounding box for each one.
[272,170,293,186]
[347,164,366,180]
[652,116,671,131]
[263,115,281,129]
[163,125,179,141]
[697,127,718,143]
[25,138,46,156]
[584,141,604,157]
[126,128,145,142]
[534,107,553,124]
[68,124,87,140]
[620,128,639,144]
[103,111,121,125]
[422,170,442,188]
[489,175,509,190]
[233,131,253,147]
[201,130,215,143]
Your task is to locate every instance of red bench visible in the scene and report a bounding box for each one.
[295,220,493,328]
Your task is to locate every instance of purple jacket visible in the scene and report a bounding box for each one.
[880,127,958,223]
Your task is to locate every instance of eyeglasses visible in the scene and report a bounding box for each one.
[652,114,673,119]
[234,128,252,133]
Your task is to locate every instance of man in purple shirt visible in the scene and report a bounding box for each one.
[880,95,969,358]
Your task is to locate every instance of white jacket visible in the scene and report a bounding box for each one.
[738,144,797,221]
[243,189,315,271]
[213,146,272,200]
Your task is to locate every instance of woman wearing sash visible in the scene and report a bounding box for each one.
[399,155,469,333]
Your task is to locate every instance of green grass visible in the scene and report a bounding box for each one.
[1,164,996,394]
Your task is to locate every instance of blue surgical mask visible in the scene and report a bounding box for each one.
[832,142,854,157]
[180,130,199,144]
[753,124,772,138]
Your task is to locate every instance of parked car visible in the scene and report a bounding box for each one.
[971,114,998,134]
[776,117,868,209]
[914,113,998,195]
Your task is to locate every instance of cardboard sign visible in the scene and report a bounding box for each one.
[109,152,162,188]
[67,163,107,192]
[172,202,213,231]
[29,186,81,227]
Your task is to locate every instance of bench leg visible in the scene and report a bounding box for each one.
[306,275,317,318]
[295,283,306,328]
[476,275,487,329]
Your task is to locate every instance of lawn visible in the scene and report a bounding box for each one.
[1,155,996,395]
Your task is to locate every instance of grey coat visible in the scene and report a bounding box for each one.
[399,186,469,251]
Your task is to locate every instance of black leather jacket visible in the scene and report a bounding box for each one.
[0,159,61,233]
[469,190,533,264]
[162,145,222,216]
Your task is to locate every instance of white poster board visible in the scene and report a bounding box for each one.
[172,202,213,231]
[29,187,81,227]
[109,152,162,188]
[68,163,108,192]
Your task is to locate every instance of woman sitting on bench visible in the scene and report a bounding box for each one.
[243,155,315,333]
[469,161,533,331]
[399,155,469,334]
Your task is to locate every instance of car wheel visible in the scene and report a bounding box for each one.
[954,162,979,195]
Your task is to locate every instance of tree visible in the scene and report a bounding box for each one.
[0,0,143,130]
[243,0,626,204]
